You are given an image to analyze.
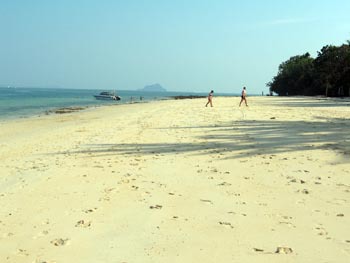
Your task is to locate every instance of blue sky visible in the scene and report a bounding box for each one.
[1,0,349,94]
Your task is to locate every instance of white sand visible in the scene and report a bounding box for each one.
[0,96,349,263]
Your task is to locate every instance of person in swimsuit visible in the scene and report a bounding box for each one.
[205,90,214,107]
[239,87,248,107]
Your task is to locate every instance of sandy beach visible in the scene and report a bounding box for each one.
[0,96,349,263]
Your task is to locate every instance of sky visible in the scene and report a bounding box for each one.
[1,0,350,94]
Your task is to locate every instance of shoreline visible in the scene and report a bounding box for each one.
[0,87,239,122]
[1,95,349,123]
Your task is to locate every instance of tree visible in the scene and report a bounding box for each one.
[268,40,350,97]
[313,44,350,96]
[267,53,314,96]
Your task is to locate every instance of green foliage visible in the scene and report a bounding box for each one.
[267,41,350,96]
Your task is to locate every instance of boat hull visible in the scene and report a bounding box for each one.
[94,95,121,101]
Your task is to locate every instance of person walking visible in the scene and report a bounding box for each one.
[205,90,214,107]
[239,87,248,107]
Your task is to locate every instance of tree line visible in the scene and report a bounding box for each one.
[267,41,350,97]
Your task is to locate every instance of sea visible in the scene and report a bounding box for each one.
[0,87,237,120]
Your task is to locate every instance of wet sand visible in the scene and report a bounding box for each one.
[0,96,349,262]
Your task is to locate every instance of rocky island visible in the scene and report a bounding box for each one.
[139,83,166,92]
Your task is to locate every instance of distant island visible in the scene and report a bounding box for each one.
[139,83,166,92]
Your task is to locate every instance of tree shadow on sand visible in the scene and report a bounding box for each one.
[67,116,349,161]
[259,97,350,108]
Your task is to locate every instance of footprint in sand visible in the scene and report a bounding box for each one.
[275,247,293,254]
[290,178,306,184]
[118,178,130,184]
[314,225,328,237]
[219,221,234,229]
[51,238,69,246]
[104,187,115,193]
[99,196,111,202]
[16,248,29,256]
[84,208,97,213]
[328,198,347,205]
[218,182,232,186]
[75,220,91,228]
[297,189,310,194]
[33,230,49,239]
[278,221,296,228]
[149,205,162,209]
[3,232,14,238]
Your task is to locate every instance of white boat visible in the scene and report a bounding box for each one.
[94,91,121,101]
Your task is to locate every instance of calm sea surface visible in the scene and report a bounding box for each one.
[0,87,237,120]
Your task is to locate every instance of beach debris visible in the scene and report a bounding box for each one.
[200,199,213,204]
[75,220,91,228]
[275,246,293,254]
[253,248,264,252]
[149,205,162,209]
[270,117,276,119]
[50,238,69,246]
[336,213,344,217]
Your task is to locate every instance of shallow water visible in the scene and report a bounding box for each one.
[0,87,237,120]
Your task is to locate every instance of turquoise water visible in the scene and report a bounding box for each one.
[0,87,236,120]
